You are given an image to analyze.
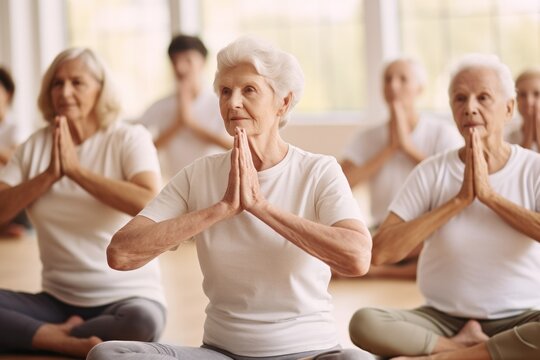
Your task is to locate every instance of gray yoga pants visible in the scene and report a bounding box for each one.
[0,290,166,353]
[349,306,540,360]
[87,342,373,360]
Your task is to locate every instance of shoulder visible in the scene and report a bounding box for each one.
[104,121,153,141]
[414,149,458,177]
[511,145,540,169]
[288,146,340,174]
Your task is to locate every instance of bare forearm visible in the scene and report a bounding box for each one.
[69,169,157,216]
[402,145,426,164]
[342,146,396,187]
[373,197,468,265]
[109,202,233,270]
[482,193,540,242]
[154,122,183,149]
[249,202,372,276]
[0,172,57,225]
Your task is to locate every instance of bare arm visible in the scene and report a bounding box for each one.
[67,170,160,216]
[108,202,234,270]
[251,203,372,276]
[340,147,396,187]
[372,199,468,265]
[0,173,58,225]
[373,135,474,265]
[0,126,62,225]
[481,194,540,242]
[108,138,242,270]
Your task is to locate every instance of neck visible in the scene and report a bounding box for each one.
[68,116,99,145]
[404,105,419,129]
[481,136,511,173]
[247,131,288,171]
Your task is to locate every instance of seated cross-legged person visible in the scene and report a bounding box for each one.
[341,58,462,280]
[349,54,540,360]
[506,67,540,152]
[0,48,166,358]
[87,37,373,360]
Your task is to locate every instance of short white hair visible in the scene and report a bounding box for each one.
[384,57,428,87]
[448,54,516,101]
[213,36,305,128]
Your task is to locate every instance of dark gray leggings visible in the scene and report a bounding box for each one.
[0,290,166,353]
[87,342,374,360]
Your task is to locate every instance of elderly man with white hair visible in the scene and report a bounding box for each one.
[341,58,462,279]
[87,36,373,360]
[348,54,540,360]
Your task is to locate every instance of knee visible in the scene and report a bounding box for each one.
[87,341,121,360]
[349,308,387,352]
[117,303,165,341]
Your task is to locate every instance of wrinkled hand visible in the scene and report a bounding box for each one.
[46,117,63,181]
[238,128,263,211]
[389,101,413,151]
[221,132,241,215]
[57,116,81,179]
[456,128,475,206]
[471,128,493,202]
[175,79,196,128]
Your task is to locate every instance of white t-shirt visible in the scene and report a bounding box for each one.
[505,126,539,152]
[140,145,364,357]
[138,89,227,178]
[343,116,463,225]
[390,145,540,319]
[0,122,166,307]
[0,114,25,150]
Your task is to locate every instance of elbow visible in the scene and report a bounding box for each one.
[107,234,135,271]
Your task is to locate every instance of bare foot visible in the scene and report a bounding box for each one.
[0,223,25,238]
[451,320,489,347]
[32,315,102,357]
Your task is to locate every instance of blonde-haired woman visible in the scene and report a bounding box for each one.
[0,48,166,358]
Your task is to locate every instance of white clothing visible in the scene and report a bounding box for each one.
[343,116,463,225]
[390,145,540,319]
[505,126,539,152]
[140,146,364,357]
[0,122,166,307]
[138,89,227,178]
[0,114,25,150]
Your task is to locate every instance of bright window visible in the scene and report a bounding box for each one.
[400,0,540,110]
[65,0,172,119]
[200,0,365,114]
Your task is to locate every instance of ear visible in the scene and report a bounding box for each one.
[505,98,515,122]
[277,92,293,116]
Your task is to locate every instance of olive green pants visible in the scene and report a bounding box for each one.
[349,306,540,360]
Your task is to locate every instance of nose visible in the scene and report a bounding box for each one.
[229,89,243,109]
[464,97,478,116]
[60,82,73,98]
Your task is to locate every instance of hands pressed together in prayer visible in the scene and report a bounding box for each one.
[46,116,82,182]
[457,127,494,206]
[221,127,266,216]
[521,103,540,149]
[388,101,424,162]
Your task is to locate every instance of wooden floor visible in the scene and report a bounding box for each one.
[0,234,424,359]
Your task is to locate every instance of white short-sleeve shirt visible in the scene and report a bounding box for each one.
[343,115,463,225]
[138,89,228,178]
[390,145,540,319]
[140,145,364,357]
[0,122,166,307]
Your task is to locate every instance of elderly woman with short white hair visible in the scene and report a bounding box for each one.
[0,48,166,358]
[87,37,372,360]
[349,54,540,360]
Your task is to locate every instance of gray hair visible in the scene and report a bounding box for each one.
[516,67,540,86]
[38,47,121,128]
[213,36,305,128]
[448,54,516,101]
[384,57,428,87]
